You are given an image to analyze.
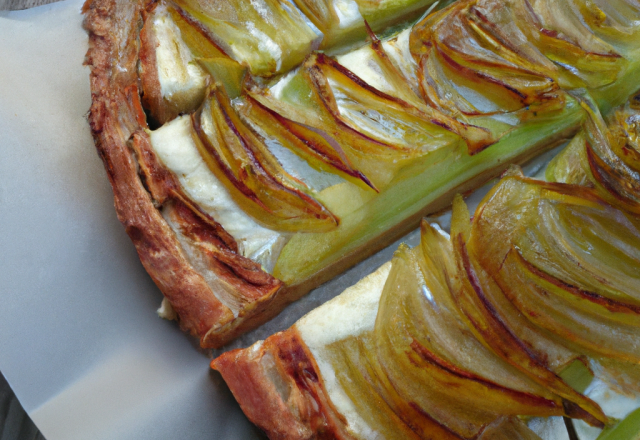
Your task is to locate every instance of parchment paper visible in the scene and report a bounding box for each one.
[0,2,560,438]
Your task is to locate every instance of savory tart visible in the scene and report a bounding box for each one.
[212,94,640,438]
[83,0,640,347]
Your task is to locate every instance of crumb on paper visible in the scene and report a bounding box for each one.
[157,297,178,321]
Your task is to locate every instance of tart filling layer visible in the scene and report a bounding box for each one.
[149,115,289,272]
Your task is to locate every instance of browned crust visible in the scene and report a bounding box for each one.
[83,0,234,339]
[82,0,282,348]
[211,328,355,440]
[138,2,172,127]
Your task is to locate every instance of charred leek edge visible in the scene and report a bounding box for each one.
[274,98,583,285]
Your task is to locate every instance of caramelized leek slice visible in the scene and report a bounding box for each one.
[325,334,465,439]
[410,0,564,118]
[373,236,570,437]
[481,163,640,309]
[583,99,640,214]
[609,104,640,173]
[310,53,489,155]
[574,0,640,50]
[418,222,571,387]
[335,28,426,108]
[374,244,508,438]
[434,1,559,108]
[497,248,640,362]
[545,131,591,185]
[410,0,634,119]
[315,221,575,439]
[166,4,250,97]
[251,53,468,189]
[548,93,640,215]
[517,200,640,309]
[451,194,607,427]
[237,95,375,190]
[191,84,338,232]
[165,4,228,59]
[470,176,640,360]
[172,0,320,76]
[516,0,626,89]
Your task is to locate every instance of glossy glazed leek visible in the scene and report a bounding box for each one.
[191,85,339,232]
[547,91,640,215]
[171,0,321,77]
[269,175,640,437]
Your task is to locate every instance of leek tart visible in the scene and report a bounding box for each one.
[83,0,640,348]
[213,95,640,437]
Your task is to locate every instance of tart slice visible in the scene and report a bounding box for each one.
[83,0,640,347]
[213,173,640,439]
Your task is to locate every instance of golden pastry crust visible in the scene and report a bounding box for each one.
[83,0,283,348]
[212,329,356,440]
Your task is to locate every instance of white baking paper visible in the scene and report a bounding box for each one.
[0,1,582,439]
[0,2,262,438]
[0,3,420,438]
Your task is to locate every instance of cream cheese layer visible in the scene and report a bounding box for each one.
[296,262,392,439]
[153,5,208,113]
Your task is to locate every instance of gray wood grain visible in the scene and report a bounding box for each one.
[0,373,46,440]
[0,0,61,11]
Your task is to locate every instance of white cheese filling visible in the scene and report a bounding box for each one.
[148,115,289,273]
[296,262,392,439]
[337,45,393,94]
[334,0,363,28]
[153,6,208,110]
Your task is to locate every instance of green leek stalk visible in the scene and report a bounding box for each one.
[597,408,640,440]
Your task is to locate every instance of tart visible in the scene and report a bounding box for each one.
[212,92,640,439]
[83,0,640,348]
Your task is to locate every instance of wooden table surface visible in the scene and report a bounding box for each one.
[0,372,45,440]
